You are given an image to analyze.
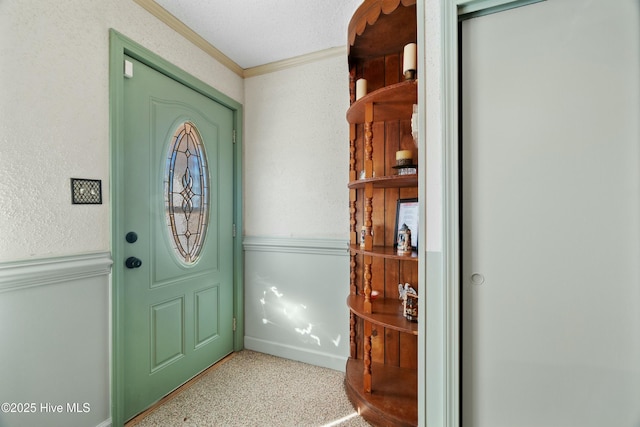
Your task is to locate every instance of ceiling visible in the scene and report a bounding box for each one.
[152,0,363,70]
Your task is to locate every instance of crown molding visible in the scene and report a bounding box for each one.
[133,0,244,77]
[133,0,347,79]
[243,46,347,78]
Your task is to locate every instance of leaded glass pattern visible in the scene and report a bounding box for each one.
[165,122,209,264]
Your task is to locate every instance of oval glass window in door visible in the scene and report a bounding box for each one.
[164,121,209,264]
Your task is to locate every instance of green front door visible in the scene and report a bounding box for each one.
[120,55,235,421]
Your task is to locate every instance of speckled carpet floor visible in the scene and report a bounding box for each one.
[128,350,371,427]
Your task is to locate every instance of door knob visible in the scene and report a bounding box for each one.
[125,257,142,269]
[125,232,138,243]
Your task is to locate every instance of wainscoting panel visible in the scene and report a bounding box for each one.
[0,252,112,427]
[243,237,350,371]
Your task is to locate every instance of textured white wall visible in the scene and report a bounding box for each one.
[242,53,350,374]
[243,55,349,239]
[0,0,243,262]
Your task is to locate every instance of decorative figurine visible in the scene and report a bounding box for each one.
[397,223,412,254]
[398,283,417,301]
[398,283,418,322]
[405,293,418,322]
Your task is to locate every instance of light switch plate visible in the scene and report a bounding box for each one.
[71,178,102,205]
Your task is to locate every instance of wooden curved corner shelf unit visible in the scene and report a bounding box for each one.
[349,244,418,261]
[344,0,419,426]
[348,173,418,189]
[347,80,418,124]
[348,0,417,61]
[345,358,418,427]
[347,295,418,335]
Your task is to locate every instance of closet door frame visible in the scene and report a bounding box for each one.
[423,1,545,426]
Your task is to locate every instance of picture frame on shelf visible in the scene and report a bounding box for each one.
[394,198,419,250]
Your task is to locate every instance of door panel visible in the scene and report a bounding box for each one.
[461,1,640,426]
[151,297,184,371]
[195,285,220,347]
[122,55,234,420]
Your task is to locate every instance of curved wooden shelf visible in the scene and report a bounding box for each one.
[347,80,418,123]
[347,295,418,335]
[349,244,418,261]
[345,358,417,427]
[346,2,419,425]
[348,173,417,189]
[348,0,417,61]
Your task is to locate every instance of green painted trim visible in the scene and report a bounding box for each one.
[109,30,126,427]
[109,29,244,426]
[435,1,545,425]
[233,107,245,352]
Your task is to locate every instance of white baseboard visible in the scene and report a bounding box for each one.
[96,418,112,427]
[244,336,347,373]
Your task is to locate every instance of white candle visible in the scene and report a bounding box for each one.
[403,43,417,73]
[356,78,367,100]
[396,150,412,161]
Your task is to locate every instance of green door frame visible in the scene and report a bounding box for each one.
[109,29,244,427]
[420,1,544,426]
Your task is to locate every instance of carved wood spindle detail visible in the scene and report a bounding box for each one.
[349,123,357,181]
[350,253,357,295]
[363,255,372,314]
[349,197,357,245]
[363,320,372,393]
[349,312,357,358]
[349,123,358,245]
[364,108,373,178]
[363,103,374,248]
[364,184,373,250]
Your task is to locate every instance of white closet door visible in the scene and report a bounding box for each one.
[461,1,640,426]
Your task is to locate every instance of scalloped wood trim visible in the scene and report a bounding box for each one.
[348,0,417,47]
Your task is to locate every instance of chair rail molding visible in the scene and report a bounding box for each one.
[0,252,113,293]
[243,236,349,257]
